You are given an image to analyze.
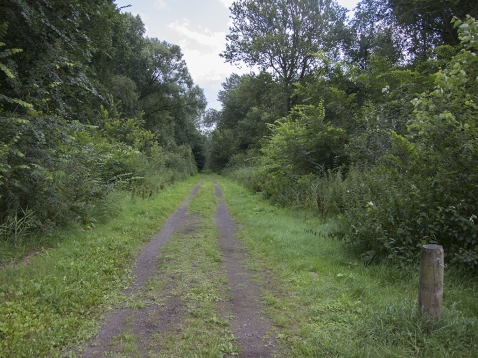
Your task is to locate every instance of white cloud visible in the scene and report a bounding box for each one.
[168,20,225,49]
[183,49,230,82]
[138,12,150,21]
[155,0,168,10]
[168,19,249,103]
[218,0,234,8]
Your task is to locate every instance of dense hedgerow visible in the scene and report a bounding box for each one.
[224,17,478,272]
[0,112,197,246]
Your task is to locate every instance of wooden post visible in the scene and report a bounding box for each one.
[418,244,444,320]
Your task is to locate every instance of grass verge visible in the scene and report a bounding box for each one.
[0,176,200,357]
[216,175,478,357]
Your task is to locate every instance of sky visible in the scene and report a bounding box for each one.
[115,0,360,110]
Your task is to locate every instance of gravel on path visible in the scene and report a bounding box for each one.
[81,179,278,357]
[82,183,201,357]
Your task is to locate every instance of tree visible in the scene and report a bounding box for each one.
[401,16,478,266]
[262,103,347,175]
[336,16,478,268]
[92,12,146,116]
[0,22,31,110]
[217,72,282,148]
[0,1,208,234]
[209,129,239,171]
[206,71,285,170]
[138,39,206,132]
[0,0,119,117]
[388,0,478,60]
[222,0,347,114]
[345,0,405,69]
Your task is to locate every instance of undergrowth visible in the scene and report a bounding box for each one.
[216,175,478,357]
[0,175,200,357]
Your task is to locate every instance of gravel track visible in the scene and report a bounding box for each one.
[215,181,277,357]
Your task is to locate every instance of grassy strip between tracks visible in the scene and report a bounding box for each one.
[0,175,200,357]
[216,175,478,357]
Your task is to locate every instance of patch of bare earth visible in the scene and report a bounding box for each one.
[82,183,201,357]
[214,182,278,357]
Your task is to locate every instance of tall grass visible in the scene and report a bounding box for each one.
[225,162,478,272]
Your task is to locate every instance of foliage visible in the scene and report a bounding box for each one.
[0,0,119,117]
[389,0,478,54]
[403,15,478,267]
[0,22,31,110]
[220,5,478,272]
[207,72,283,171]
[345,0,405,69]
[0,1,206,242]
[222,0,347,113]
[209,129,239,172]
[258,103,347,206]
[327,16,478,269]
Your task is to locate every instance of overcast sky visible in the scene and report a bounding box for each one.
[115,0,360,110]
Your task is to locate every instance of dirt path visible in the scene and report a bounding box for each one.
[214,182,277,357]
[81,179,277,357]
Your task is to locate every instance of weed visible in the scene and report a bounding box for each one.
[0,207,38,247]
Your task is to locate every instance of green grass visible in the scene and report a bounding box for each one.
[2,173,476,357]
[216,175,478,357]
[0,176,201,357]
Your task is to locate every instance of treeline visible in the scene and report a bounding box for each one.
[0,0,206,244]
[208,0,478,271]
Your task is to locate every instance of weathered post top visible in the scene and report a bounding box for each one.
[422,244,443,251]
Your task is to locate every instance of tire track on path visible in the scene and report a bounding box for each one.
[82,182,201,357]
[82,179,278,357]
[214,181,278,357]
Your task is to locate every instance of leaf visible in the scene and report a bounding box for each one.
[0,63,14,78]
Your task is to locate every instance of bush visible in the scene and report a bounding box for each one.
[0,111,198,238]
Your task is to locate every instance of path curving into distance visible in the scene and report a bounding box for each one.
[82,179,277,357]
